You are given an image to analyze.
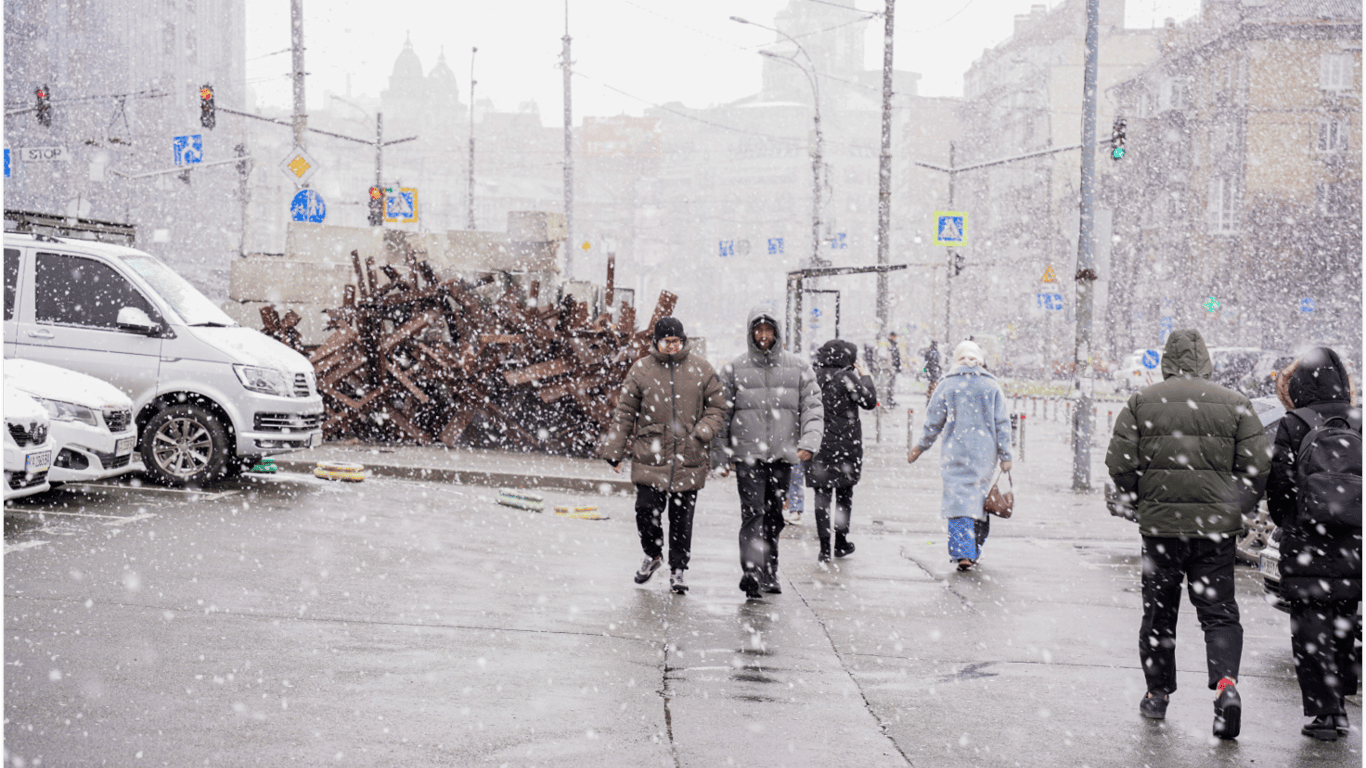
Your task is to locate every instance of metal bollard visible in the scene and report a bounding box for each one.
[1033,396,1039,417]
[1019,414,1026,462]
[907,407,916,450]
[1010,413,1019,447]
[1107,409,1115,433]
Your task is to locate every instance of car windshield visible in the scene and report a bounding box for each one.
[120,253,236,327]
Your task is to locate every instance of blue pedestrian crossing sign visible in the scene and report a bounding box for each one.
[385,187,418,223]
[173,134,203,166]
[934,211,967,247]
[1300,297,1315,313]
[1141,350,1160,369]
[1036,293,1064,311]
[290,189,327,223]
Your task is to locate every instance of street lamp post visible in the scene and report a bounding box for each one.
[732,17,825,275]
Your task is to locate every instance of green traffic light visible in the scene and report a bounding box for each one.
[1111,146,1126,160]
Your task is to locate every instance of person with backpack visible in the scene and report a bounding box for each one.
[807,339,878,562]
[1266,347,1362,741]
[1104,329,1269,740]
[598,317,727,595]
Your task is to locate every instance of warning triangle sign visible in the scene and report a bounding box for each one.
[1041,265,1059,283]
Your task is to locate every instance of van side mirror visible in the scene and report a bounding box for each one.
[117,306,160,335]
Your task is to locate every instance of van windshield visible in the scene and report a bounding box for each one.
[120,253,236,327]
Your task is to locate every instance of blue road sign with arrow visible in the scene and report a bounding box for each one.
[1300,297,1315,313]
[173,134,203,166]
[1141,350,1160,369]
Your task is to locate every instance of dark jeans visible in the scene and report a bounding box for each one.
[1139,536,1243,695]
[736,460,791,579]
[635,485,698,572]
[1290,598,1362,716]
[813,485,853,542]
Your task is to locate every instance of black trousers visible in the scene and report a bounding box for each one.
[736,460,791,579]
[813,485,854,542]
[1139,536,1243,695]
[635,485,698,572]
[1290,598,1362,716]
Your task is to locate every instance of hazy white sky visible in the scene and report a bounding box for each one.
[246,0,1202,121]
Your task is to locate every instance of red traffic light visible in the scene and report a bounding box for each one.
[200,86,213,101]
[368,187,383,200]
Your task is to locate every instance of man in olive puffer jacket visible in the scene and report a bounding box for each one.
[1105,329,1269,740]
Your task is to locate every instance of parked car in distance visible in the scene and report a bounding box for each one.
[4,359,138,484]
[1236,350,1294,399]
[1116,348,1163,392]
[1208,346,1262,390]
[3,387,52,501]
[3,232,324,487]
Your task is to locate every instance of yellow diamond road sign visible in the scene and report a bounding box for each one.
[1041,265,1059,283]
[581,241,592,251]
[278,146,319,187]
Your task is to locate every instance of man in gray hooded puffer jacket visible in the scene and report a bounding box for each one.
[715,307,824,598]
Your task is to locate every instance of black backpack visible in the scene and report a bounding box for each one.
[1292,407,1363,529]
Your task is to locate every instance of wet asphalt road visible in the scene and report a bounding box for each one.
[4,437,1361,767]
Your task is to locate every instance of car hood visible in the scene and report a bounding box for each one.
[4,359,133,409]
[3,387,49,424]
[189,326,313,373]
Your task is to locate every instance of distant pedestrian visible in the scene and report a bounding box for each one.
[1265,347,1361,742]
[887,332,902,406]
[599,317,726,595]
[808,339,877,562]
[715,307,824,599]
[1104,329,1269,740]
[906,340,1012,571]
[922,341,942,400]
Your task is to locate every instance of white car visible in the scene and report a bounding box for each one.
[3,387,53,500]
[1116,348,1163,392]
[4,359,137,484]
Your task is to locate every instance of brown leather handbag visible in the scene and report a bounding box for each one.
[984,470,1014,518]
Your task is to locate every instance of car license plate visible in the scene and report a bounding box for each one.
[115,436,136,456]
[25,450,51,473]
[1260,554,1280,581]
[308,432,321,448]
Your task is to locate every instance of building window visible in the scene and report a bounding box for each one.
[1208,176,1238,233]
[1317,120,1350,152]
[1316,182,1354,218]
[163,23,175,56]
[186,30,196,61]
[1320,53,1353,91]
[1211,122,1237,156]
[68,0,90,28]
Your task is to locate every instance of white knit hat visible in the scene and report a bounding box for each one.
[953,340,984,367]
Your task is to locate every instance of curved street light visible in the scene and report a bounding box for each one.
[732,16,827,269]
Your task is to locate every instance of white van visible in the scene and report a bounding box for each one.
[3,387,52,500]
[3,233,323,486]
[4,359,138,484]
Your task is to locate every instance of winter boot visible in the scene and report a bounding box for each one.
[1213,678,1241,740]
[834,533,855,558]
[818,536,832,563]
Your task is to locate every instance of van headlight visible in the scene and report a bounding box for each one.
[233,365,291,396]
[34,397,99,426]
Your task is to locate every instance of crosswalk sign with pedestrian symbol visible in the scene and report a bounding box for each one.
[934,211,967,247]
[385,188,418,223]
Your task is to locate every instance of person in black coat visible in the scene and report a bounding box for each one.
[1266,346,1362,741]
[806,339,878,562]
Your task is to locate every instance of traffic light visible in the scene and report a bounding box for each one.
[200,84,215,129]
[367,187,384,226]
[1110,117,1126,161]
[953,252,965,276]
[35,85,51,127]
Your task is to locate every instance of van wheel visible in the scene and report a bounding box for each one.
[141,404,231,487]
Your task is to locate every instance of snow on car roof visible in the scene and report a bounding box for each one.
[3,359,132,409]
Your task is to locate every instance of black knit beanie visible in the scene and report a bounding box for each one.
[654,316,686,343]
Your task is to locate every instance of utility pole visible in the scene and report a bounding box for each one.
[562,2,575,279]
[944,141,955,345]
[290,0,307,152]
[1071,0,1101,491]
[374,112,383,197]
[876,0,896,340]
[467,47,477,230]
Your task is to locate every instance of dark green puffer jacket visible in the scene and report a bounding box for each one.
[1105,330,1270,537]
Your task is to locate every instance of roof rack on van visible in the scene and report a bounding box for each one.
[4,209,136,246]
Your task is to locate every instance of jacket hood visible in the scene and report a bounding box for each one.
[814,339,856,369]
[1285,346,1353,407]
[746,306,782,355]
[1160,330,1213,379]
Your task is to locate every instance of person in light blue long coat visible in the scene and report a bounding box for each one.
[907,340,1013,570]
